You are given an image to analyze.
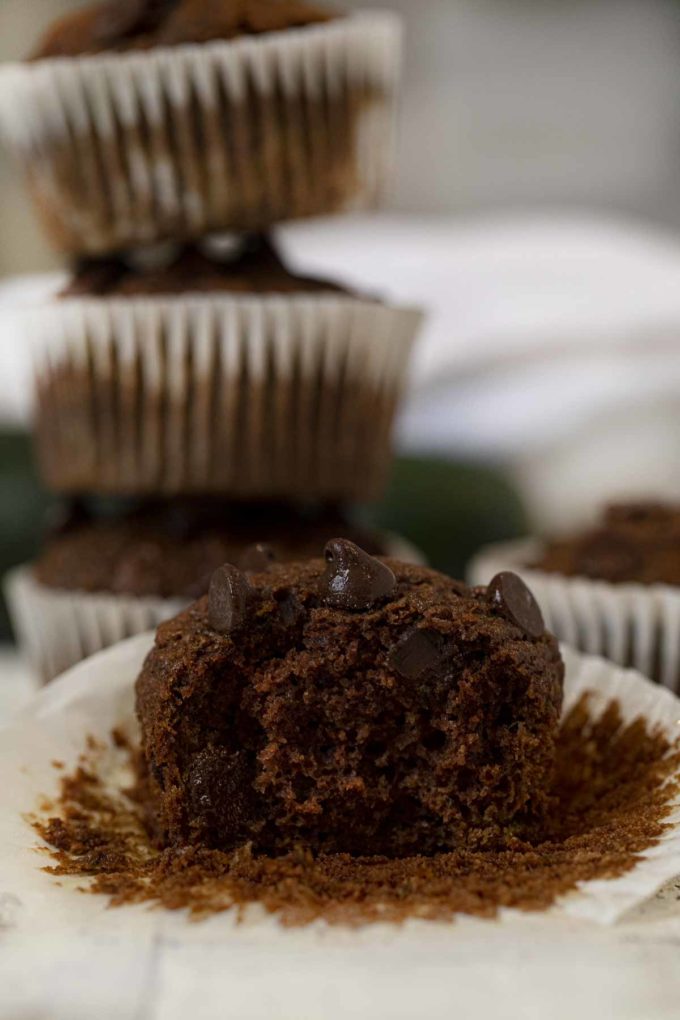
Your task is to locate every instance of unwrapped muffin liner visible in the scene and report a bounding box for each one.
[469,539,680,693]
[0,13,402,254]
[31,293,422,499]
[4,535,425,684]
[1,636,680,942]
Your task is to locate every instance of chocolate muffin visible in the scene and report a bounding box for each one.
[136,545,564,857]
[532,503,680,587]
[34,236,421,500]
[0,0,401,252]
[33,498,387,600]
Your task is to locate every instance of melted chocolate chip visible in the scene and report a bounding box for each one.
[239,543,277,573]
[208,564,255,635]
[488,572,545,639]
[94,0,176,43]
[186,748,258,847]
[322,539,396,611]
[389,629,447,681]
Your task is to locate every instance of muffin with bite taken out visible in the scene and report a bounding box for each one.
[136,542,564,856]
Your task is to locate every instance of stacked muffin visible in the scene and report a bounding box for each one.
[0,0,423,682]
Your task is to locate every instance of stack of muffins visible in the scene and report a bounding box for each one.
[0,0,423,682]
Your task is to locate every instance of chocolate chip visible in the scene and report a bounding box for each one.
[239,543,277,573]
[389,629,447,680]
[186,748,257,847]
[94,0,176,43]
[323,539,396,611]
[208,564,255,635]
[488,572,545,638]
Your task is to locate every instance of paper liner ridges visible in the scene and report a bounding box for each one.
[0,14,402,253]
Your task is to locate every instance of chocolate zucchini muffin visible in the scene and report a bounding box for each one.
[0,0,401,253]
[532,503,680,587]
[34,499,386,599]
[35,235,420,500]
[136,545,564,857]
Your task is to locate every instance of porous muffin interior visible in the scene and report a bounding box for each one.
[136,555,564,857]
[32,0,339,61]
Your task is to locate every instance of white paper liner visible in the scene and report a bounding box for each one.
[469,539,680,693]
[0,13,401,253]
[4,535,426,684]
[1,637,680,935]
[31,293,422,498]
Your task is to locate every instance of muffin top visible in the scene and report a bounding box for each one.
[61,235,349,299]
[532,502,680,586]
[34,499,386,599]
[136,545,564,855]
[32,0,339,60]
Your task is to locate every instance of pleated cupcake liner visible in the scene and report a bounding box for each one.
[31,293,423,500]
[0,13,402,254]
[469,539,680,692]
[5,535,426,684]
